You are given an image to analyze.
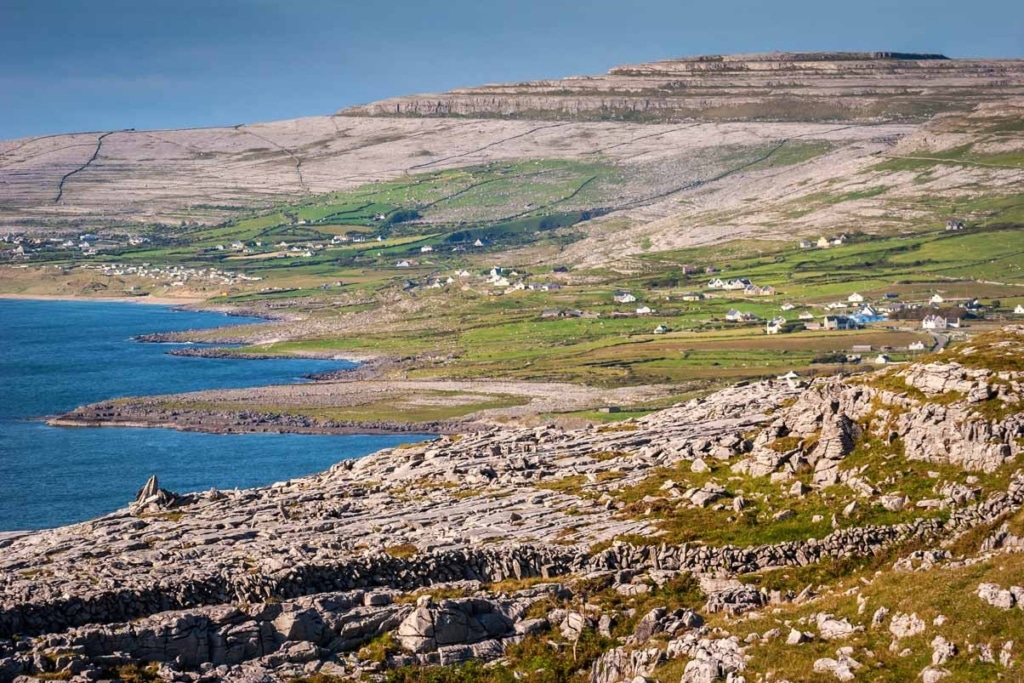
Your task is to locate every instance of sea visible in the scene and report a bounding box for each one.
[0,299,428,531]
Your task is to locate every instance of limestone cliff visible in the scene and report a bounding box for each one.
[342,52,1024,123]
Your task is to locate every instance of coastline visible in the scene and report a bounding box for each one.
[46,414,459,437]
[0,293,206,306]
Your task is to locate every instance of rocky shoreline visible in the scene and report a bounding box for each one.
[4,328,1024,682]
[47,407,463,437]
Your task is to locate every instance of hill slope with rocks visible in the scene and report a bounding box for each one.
[3,327,1024,682]
[2,52,1022,271]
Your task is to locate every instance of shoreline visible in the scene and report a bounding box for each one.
[0,293,207,306]
[45,415,460,437]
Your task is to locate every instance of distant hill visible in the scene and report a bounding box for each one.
[342,52,1024,123]
[1,52,1021,268]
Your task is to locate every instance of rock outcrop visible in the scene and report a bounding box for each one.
[1,329,1023,681]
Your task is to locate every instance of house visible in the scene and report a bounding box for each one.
[946,219,966,231]
[874,354,891,365]
[847,292,865,304]
[832,234,848,246]
[851,345,873,353]
[653,324,670,334]
[636,305,653,315]
[823,315,860,331]
[473,239,486,247]
[759,285,777,296]
[766,316,787,335]
[817,236,831,248]
[705,265,719,274]
[798,311,815,321]
[681,264,698,275]
[420,245,433,253]
[613,291,637,304]
[780,302,796,311]
[909,341,927,351]
[799,240,814,249]
[723,278,752,291]
[680,292,704,302]
[851,305,886,324]
[962,299,983,311]
[725,309,757,322]
[707,278,726,289]
[1015,305,1024,315]
[921,315,949,330]
[930,294,945,305]
[396,260,411,268]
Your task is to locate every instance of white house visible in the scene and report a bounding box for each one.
[1015,304,1024,315]
[921,315,948,330]
[636,305,653,315]
[613,291,637,304]
[780,302,796,311]
[723,278,752,291]
[766,316,787,335]
[725,309,757,322]
[798,311,816,321]
[420,245,433,253]
[909,341,927,351]
[817,236,831,248]
[930,294,945,305]
[874,354,891,365]
[707,278,726,289]
[847,292,865,303]
[654,324,669,334]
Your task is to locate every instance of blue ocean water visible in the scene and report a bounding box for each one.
[0,299,428,531]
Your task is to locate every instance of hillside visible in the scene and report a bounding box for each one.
[3,327,1024,681]
[1,52,1021,272]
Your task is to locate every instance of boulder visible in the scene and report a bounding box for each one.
[889,612,925,639]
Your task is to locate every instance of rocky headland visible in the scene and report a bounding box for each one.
[4,328,1024,682]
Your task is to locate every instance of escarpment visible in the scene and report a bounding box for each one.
[342,52,1024,123]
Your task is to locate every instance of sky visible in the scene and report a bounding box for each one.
[1,0,1022,140]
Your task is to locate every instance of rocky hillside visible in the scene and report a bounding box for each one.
[2,327,1024,682]
[343,52,1024,123]
[2,51,1021,249]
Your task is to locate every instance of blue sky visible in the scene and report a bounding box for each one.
[1,0,1021,139]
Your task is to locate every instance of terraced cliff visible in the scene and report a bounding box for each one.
[343,52,1024,123]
